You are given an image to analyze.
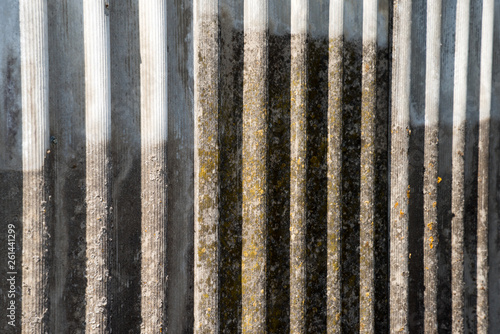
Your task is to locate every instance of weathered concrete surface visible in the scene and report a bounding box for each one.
[194,0,219,332]
[326,1,343,333]
[139,1,168,332]
[241,1,268,332]
[359,1,377,332]
[423,1,442,333]
[390,1,412,332]
[451,1,471,332]
[289,2,307,334]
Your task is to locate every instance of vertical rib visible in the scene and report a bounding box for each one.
[327,0,343,332]
[83,1,111,333]
[20,0,50,332]
[477,0,494,332]
[290,0,308,332]
[451,1,470,332]
[360,0,377,332]
[423,1,442,332]
[193,0,219,332]
[139,1,168,332]
[242,0,268,332]
[389,1,412,332]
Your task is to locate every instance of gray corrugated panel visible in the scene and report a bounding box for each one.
[1,0,499,333]
[359,0,377,332]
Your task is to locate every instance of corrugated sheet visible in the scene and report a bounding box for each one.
[1,0,499,333]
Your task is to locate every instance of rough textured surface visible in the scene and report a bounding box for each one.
[359,2,378,332]
[194,2,219,333]
[19,1,51,333]
[423,1,441,332]
[289,9,307,334]
[242,30,268,334]
[390,1,412,332]
[327,3,343,333]
[359,40,376,334]
[1,1,499,333]
[290,34,307,333]
[477,1,495,332]
[138,2,169,333]
[139,1,168,332]
[84,144,111,334]
[22,169,52,334]
[83,1,112,332]
[451,1,471,332]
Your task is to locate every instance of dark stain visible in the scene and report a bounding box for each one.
[219,21,244,334]
[108,0,142,332]
[267,33,291,334]
[166,1,195,332]
[305,36,328,334]
[341,39,362,333]
[408,0,426,330]
[0,171,23,334]
[463,1,482,332]
[3,52,22,164]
